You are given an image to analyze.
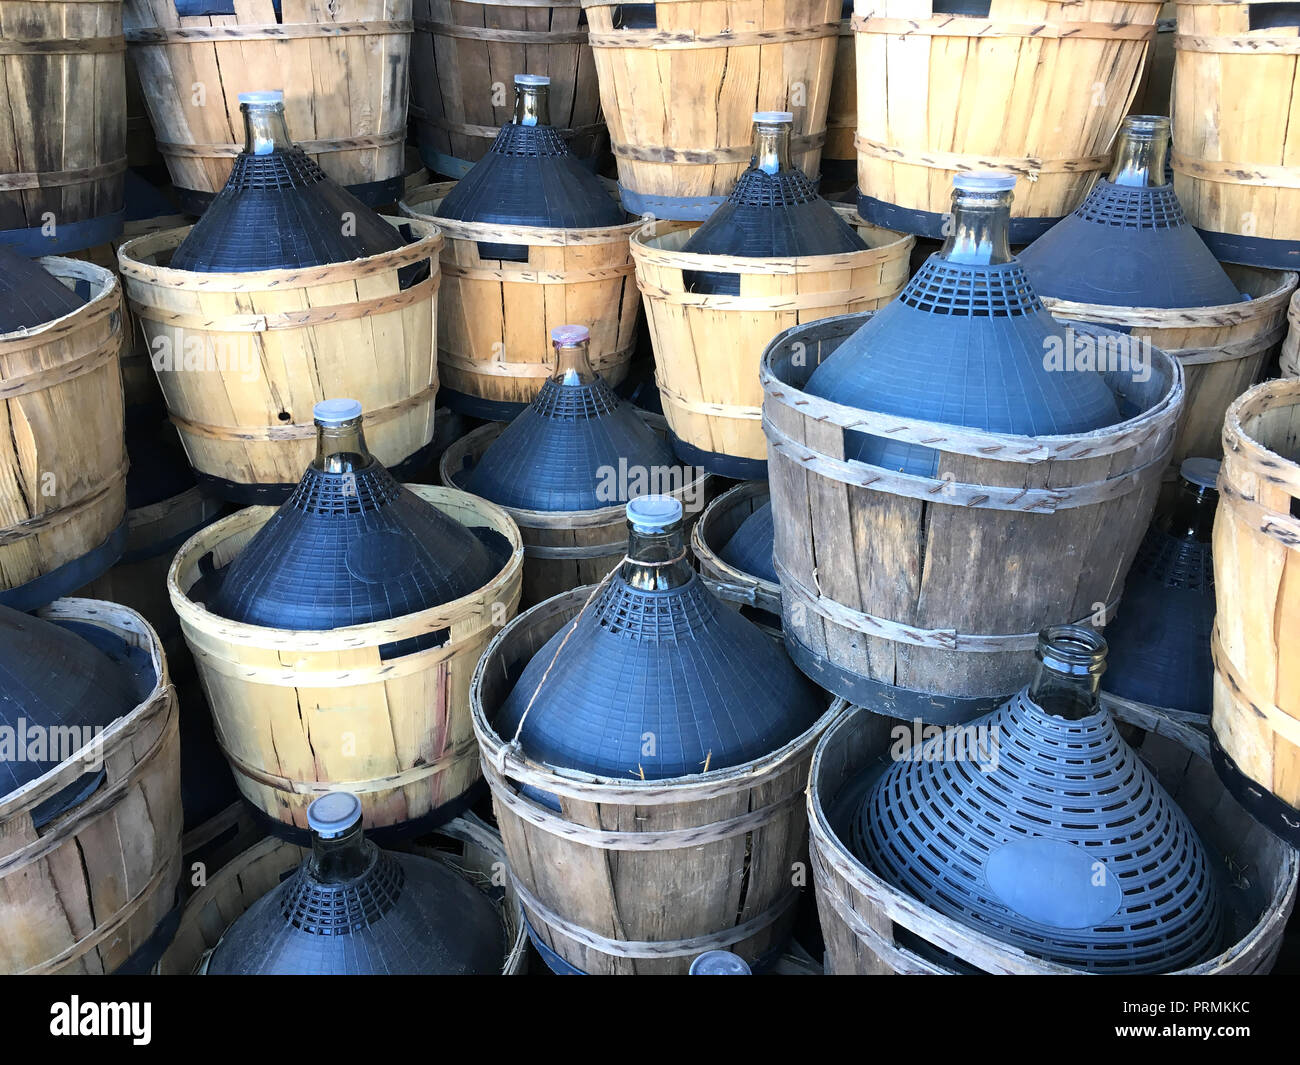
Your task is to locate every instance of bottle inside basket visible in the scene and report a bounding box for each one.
[0,244,87,332]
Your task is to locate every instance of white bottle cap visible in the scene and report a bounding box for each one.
[313,398,364,426]
[952,171,1018,193]
[515,74,551,87]
[689,950,753,975]
[551,325,590,346]
[753,111,794,125]
[307,792,363,839]
[627,495,683,533]
[1180,457,1221,490]
[238,90,285,107]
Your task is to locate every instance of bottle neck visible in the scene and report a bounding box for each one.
[553,339,597,386]
[939,188,1014,266]
[513,85,551,127]
[1158,476,1218,544]
[313,418,373,474]
[242,103,295,157]
[620,521,694,591]
[308,822,373,884]
[1028,626,1107,721]
[752,123,793,176]
[1109,118,1171,188]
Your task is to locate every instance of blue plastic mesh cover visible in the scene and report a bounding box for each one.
[168,146,407,273]
[0,244,87,332]
[494,573,824,779]
[0,604,142,816]
[461,375,677,511]
[852,689,1224,973]
[680,166,868,295]
[435,122,625,260]
[718,501,777,584]
[207,461,508,643]
[1101,527,1215,715]
[803,257,1122,475]
[206,847,504,974]
[1018,180,1242,308]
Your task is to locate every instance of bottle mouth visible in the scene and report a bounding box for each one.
[952,170,1017,195]
[314,398,364,428]
[627,494,683,534]
[1120,114,1171,141]
[307,792,363,839]
[238,89,285,109]
[753,110,794,127]
[1036,625,1108,678]
[551,325,590,347]
[515,74,550,87]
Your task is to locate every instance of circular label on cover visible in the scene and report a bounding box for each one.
[346,531,418,584]
[984,838,1123,929]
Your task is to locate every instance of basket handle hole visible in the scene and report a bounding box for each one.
[611,4,657,29]
[1249,3,1300,30]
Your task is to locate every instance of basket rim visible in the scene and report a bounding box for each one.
[166,483,524,648]
[116,215,444,291]
[0,256,119,346]
[691,480,780,600]
[470,581,847,802]
[1221,376,1300,493]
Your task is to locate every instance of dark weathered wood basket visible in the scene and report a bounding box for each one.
[761,312,1185,723]
[808,700,1298,974]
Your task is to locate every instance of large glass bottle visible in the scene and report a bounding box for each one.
[852,625,1223,972]
[205,792,505,974]
[804,171,1122,476]
[1101,458,1219,715]
[1019,116,1240,308]
[435,75,625,261]
[462,325,677,511]
[680,112,869,295]
[494,496,824,779]
[208,399,506,642]
[168,91,407,273]
[0,244,86,332]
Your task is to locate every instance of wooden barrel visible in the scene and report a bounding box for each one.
[691,480,782,633]
[581,0,842,220]
[632,212,913,478]
[0,0,126,255]
[0,257,128,611]
[441,418,714,607]
[808,701,1298,974]
[410,0,605,178]
[78,485,225,658]
[1173,0,1300,268]
[1040,265,1298,479]
[125,52,162,170]
[0,599,182,975]
[822,7,857,185]
[762,313,1185,723]
[402,181,640,420]
[169,485,523,837]
[154,813,528,974]
[1282,290,1300,377]
[123,0,412,214]
[1212,377,1300,847]
[855,0,1163,241]
[471,584,848,974]
[117,217,443,504]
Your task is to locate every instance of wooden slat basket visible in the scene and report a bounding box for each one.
[632,211,913,479]
[854,0,1164,241]
[0,257,129,611]
[410,0,605,178]
[1173,0,1300,268]
[154,812,529,974]
[402,181,640,419]
[0,599,182,975]
[0,0,126,255]
[116,217,443,505]
[123,0,412,213]
[807,701,1298,974]
[1040,265,1298,484]
[581,0,842,219]
[1281,289,1300,377]
[471,584,848,974]
[1211,377,1300,847]
[761,312,1185,723]
[440,417,713,607]
[690,480,782,636]
[168,485,523,838]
